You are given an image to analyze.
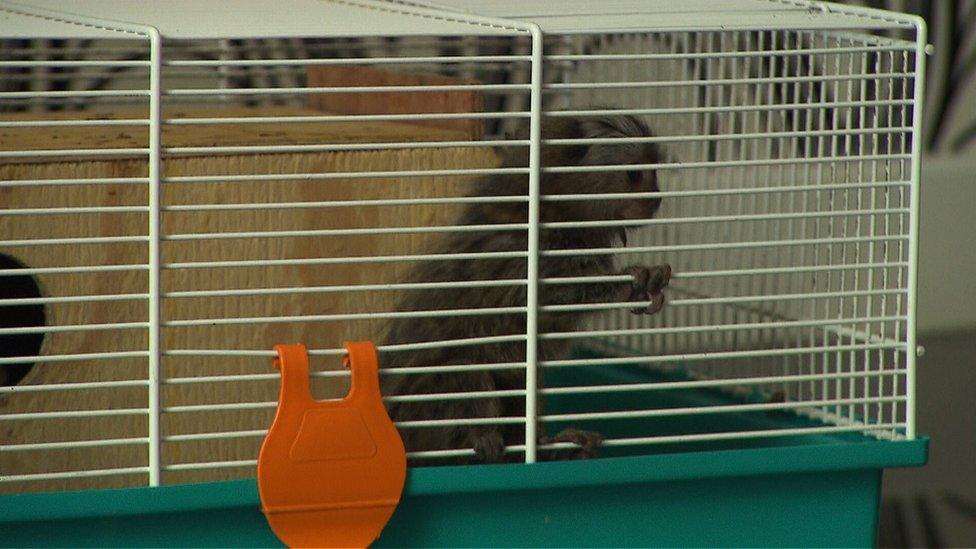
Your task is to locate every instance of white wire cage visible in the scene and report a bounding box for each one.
[0,0,925,495]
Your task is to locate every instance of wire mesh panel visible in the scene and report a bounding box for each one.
[0,0,925,495]
[1,2,541,490]
[0,6,160,492]
[539,26,921,448]
[157,32,539,478]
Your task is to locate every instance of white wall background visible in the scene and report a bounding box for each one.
[917,156,976,334]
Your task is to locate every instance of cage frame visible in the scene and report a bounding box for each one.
[0,0,929,546]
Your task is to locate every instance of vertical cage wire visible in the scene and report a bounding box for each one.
[0,3,160,491]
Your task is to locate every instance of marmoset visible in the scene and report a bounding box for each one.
[380,111,671,466]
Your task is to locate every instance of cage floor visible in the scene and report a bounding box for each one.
[543,351,887,458]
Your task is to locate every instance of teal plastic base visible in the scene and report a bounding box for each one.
[0,440,927,547]
[0,361,929,547]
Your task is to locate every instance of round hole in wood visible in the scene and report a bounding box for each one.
[0,253,45,387]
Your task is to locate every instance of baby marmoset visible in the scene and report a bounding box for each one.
[380,111,672,465]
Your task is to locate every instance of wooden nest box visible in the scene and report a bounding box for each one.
[0,67,497,492]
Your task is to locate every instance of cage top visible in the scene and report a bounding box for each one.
[0,3,138,39]
[406,0,916,33]
[0,0,525,39]
[2,0,917,40]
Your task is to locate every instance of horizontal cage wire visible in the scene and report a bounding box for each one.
[0,0,922,494]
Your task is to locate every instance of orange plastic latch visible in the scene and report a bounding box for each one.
[257,342,406,548]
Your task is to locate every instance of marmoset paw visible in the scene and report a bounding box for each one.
[470,430,506,464]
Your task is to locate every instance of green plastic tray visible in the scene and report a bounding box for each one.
[0,362,928,547]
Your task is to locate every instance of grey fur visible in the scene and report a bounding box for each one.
[380,111,671,466]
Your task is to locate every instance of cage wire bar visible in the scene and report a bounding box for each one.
[0,3,164,486]
[154,20,542,468]
[525,2,924,450]
[0,0,925,492]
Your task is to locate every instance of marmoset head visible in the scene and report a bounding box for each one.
[564,113,662,222]
[497,110,664,225]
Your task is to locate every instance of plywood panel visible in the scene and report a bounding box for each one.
[0,106,498,492]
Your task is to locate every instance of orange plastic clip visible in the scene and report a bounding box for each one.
[257,342,406,548]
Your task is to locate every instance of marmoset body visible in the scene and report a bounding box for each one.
[380,112,671,465]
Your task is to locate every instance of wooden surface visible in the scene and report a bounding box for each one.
[0,105,477,163]
[306,65,484,139]
[0,105,498,493]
